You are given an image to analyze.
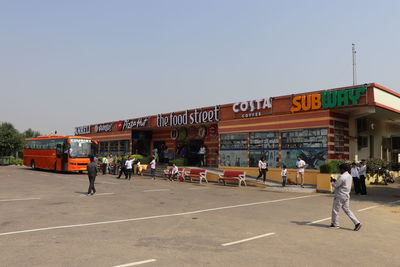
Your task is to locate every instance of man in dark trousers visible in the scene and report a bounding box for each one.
[87,156,97,195]
[117,156,127,179]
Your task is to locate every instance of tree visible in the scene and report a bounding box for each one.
[0,122,23,156]
[22,128,41,138]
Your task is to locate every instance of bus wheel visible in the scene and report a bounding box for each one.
[31,160,35,169]
[54,163,57,173]
[79,171,83,174]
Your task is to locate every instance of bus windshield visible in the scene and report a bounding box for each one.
[69,139,92,158]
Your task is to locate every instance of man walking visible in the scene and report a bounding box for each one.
[117,156,127,179]
[87,156,97,195]
[330,163,362,231]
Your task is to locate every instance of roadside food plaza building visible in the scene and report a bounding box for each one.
[75,83,400,171]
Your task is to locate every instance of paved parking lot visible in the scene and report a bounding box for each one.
[1,166,399,267]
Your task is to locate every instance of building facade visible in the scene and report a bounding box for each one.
[75,83,400,170]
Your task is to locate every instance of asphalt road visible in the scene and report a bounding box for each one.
[0,166,399,267]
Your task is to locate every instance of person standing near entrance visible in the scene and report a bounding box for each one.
[87,156,97,195]
[256,157,268,184]
[199,145,207,167]
[150,156,156,180]
[296,156,306,187]
[330,163,362,231]
[359,160,368,195]
[117,156,127,179]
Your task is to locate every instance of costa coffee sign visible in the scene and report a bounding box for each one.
[74,125,90,135]
[233,98,271,118]
[117,118,149,131]
[95,123,113,133]
[157,106,220,127]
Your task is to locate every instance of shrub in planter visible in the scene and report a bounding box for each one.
[366,158,386,175]
[319,160,341,174]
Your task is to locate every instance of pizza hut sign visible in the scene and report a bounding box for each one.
[232,98,271,118]
[117,118,149,131]
[95,123,113,133]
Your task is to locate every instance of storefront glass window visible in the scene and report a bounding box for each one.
[249,132,279,168]
[220,133,248,167]
[99,142,108,156]
[119,140,129,155]
[281,128,328,169]
[109,141,118,154]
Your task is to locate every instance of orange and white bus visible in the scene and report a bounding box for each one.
[23,135,96,172]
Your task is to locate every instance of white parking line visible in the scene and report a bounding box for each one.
[358,205,378,212]
[0,198,41,202]
[221,232,275,246]
[306,217,331,225]
[143,189,170,192]
[389,200,400,204]
[0,195,319,237]
[113,259,157,267]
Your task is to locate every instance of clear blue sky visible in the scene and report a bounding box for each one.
[1,0,399,135]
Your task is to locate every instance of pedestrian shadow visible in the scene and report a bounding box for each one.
[291,221,353,231]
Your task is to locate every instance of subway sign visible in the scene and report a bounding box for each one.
[290,86,367,113]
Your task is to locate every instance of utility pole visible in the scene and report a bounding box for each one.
[352,43,357,85]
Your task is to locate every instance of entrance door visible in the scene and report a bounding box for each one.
[132,131,152,156]
[188,140,203,166]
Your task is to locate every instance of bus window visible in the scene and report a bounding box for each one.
[69,139,91,158]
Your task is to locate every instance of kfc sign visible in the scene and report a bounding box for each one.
[74,125,90,135]
[233,98,271,118]
[95,123,113,133]
[117,118,149,131]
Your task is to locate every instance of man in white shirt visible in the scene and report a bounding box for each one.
[168,164,179,181]
[102,156,109,175]
[199,145,207,167]
[125,157,135,180]
[330,163,362,231]
[256,157,268,184]
[296,156,306,187]
[358,160,368,195]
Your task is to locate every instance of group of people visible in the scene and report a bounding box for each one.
[86,155,158,195]
[88,155,364,231]
[350,160,368,195]
[256,156,306,187]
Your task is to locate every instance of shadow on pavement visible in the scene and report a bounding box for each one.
[291,221,354,231]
